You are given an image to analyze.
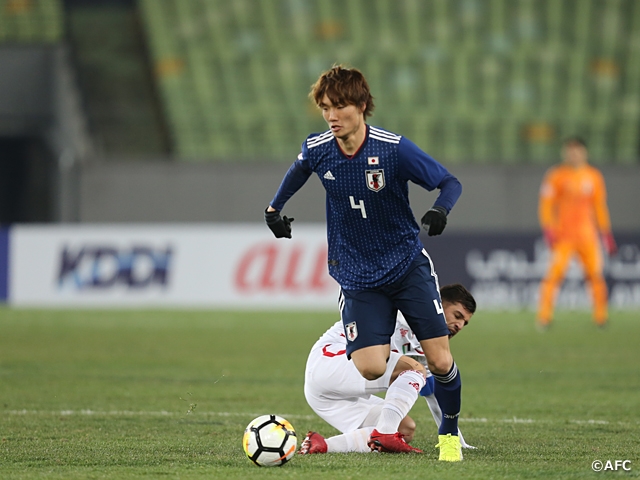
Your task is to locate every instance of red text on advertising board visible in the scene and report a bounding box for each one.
[234,243,334,294]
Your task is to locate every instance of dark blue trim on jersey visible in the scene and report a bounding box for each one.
[397,137,461,213]
[270,130,461,214]
[0,227,8,301]
[269,158,313,211]
[432,173,462,214]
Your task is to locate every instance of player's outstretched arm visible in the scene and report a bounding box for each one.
[266,153,312,239]
[420,172,462,236]
[592,170,617,255]
[397,138,461,236]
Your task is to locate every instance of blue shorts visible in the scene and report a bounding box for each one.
[340,249,450,358]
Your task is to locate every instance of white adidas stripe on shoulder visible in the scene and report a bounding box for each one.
[370,133,400,144]
[369,127,402,139]
[370,127,401,144]
[307,130,334,148]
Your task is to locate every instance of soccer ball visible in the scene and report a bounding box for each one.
[242,414,297,467]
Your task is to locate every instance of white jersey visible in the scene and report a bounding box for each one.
[305,320,403,433]
[304,313,425,433]
[304,315,473,449]
[309,320,347,353]
[390,313,426,360]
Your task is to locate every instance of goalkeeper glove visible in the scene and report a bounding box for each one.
[265,208,294,239]
[602,232,617,255]
[421,206,447,236]
[543,229,557,248]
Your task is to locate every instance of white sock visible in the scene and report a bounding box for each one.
[375,370,425,434]
[326,427,374,453]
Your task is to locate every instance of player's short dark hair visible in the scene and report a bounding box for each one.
[309,65,375,118]
[440,284,476,314]
[563,136,588,148]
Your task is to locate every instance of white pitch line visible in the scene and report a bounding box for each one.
[3,410,635,426]
[4,409,316,420]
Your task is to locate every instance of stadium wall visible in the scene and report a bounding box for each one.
[0,45,91,222]
[77,161,640,233]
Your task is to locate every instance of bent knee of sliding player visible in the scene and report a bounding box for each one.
[390,356,427,384]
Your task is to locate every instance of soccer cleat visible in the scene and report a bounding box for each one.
[367,429,423,453]
[297,431,328,454]
[435,433,462,461]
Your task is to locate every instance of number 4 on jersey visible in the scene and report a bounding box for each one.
[433,299,444,315]
[350,196,367,218]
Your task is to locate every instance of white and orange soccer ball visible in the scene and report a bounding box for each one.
[242,414,297,467]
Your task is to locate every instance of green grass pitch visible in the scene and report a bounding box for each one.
[1,307,639,479]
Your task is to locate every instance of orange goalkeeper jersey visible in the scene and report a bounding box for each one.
[538,164,612,242]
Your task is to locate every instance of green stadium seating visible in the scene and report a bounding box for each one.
[0,0,63,43]
[139,0,640,164]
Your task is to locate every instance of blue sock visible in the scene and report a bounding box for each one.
[433,362,461,436]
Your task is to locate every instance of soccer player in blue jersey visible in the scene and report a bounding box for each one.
[265,65,464,460]
[299,284,476,456]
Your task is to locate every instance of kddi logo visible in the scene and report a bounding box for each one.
[58,245,173,289]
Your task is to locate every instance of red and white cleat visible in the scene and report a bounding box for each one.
[298,431,328,454]
[367,429,423,453]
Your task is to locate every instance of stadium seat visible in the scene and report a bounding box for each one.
[138,0,640,164]
[0,0,63,43]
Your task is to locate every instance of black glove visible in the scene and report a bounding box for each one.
[265,208,294,238]
[421,206,447,236]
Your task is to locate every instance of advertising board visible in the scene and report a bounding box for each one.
[7,225,640,310]
[10,224,339,308]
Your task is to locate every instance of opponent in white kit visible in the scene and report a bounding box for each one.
[300,284,476,454]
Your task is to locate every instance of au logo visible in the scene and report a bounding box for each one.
[366,169,385,192]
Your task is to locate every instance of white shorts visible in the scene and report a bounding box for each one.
[304,341,402,433]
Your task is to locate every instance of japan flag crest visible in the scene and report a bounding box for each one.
[345,321,358,342]
[366,169,385,192]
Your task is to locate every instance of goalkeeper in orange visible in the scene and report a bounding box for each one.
[537,137,617,329]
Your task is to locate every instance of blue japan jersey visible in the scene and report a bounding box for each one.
[270,125,461,290]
